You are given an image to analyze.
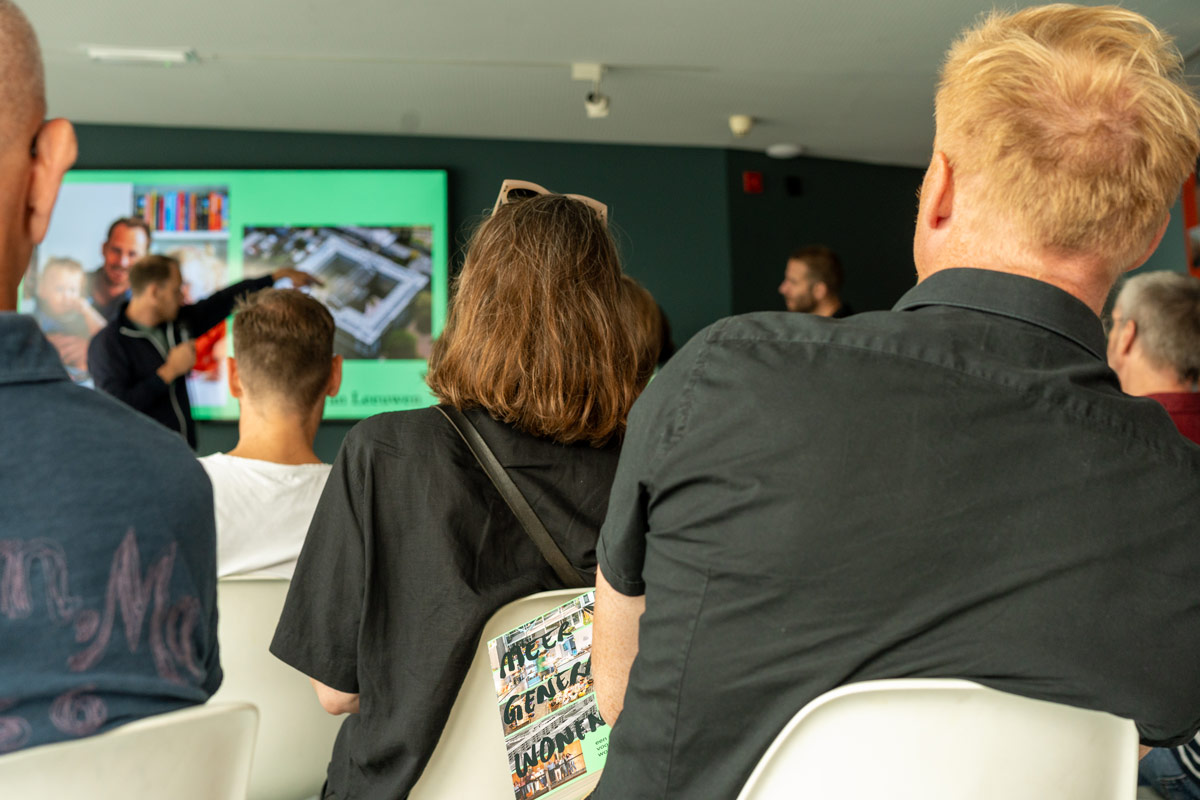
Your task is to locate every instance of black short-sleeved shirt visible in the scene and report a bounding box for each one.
[593,268,1200,800]
[270,406,620,800]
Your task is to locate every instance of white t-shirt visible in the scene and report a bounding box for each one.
[199,453,332,579]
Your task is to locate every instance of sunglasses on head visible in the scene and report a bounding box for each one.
[492,179,609,226]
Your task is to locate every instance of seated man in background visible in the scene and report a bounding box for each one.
[778,244,851,317]
[0,0,222,754]
[200,289,342,579]
[87,254,317,449]
[1107,271,1200,445]
[591,6,1200,799]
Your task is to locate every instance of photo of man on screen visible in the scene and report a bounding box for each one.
[89,216,150,321]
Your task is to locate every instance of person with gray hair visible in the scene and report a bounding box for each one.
[1107,271,1200,445]
[0,0,223,755]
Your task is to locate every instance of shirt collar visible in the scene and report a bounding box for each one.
[0,313,71,385]
[893,268,1108,361]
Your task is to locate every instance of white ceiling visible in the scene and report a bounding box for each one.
[27,0,1200,168]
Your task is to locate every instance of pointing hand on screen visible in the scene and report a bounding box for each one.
[271,267,324,289]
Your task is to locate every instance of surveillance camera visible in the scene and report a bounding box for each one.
[585,91,610,119]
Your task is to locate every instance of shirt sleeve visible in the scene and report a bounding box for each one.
[269,429,368,692]
[597,329,711,597]
[180,276,274,338]
[1137,719,1200,749]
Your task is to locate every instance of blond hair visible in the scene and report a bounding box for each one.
[427,193,650,446]
[41,256,84,280]
[936,4,1200,268]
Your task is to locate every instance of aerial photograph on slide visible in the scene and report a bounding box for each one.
[242,225,434,359]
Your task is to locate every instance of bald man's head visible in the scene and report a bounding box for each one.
[0,0,44,146]
[0,0,76,311]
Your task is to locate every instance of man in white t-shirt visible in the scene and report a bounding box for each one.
[200,289,342,578]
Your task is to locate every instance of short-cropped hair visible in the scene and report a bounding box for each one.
[128,255,178,296]
[1113,272,1200,384]
[427,193,648,446]
[788,245,843,294]
[936,4,1200,268]
[106,216,152,245]
[232,289,335,412]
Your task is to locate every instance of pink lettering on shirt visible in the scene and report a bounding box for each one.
[69,529,203,684]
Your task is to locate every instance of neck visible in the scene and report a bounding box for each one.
[1120,362,1194,398]
[98,272,123,298]
[814,296,842,317]
[227,399,323,465]
[124,297,160,328]
[920,237,1113,317]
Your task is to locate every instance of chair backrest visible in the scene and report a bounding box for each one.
[208,576,344,800]
[737,678,1139,800]
[0,702,258,799]
[409,587,589,800]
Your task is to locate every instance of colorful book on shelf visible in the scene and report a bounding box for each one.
[209,192,222,231]
[133,189,229,233]
[487,590,609,800]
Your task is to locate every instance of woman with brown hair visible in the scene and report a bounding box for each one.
[271,185,658,800]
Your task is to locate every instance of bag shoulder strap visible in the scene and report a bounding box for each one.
[436,405,587,588]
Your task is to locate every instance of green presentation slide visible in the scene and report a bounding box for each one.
[29,169,448,420]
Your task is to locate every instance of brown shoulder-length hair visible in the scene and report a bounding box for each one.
[427,193,651,446]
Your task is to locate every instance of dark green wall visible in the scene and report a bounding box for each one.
[72,124,733,458]
[72,125,959,459]
[723,149,1192,317]
[70,126,1193,461]
[725,150,926,316]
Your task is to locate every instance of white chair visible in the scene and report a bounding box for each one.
[0,701,258,799]
[737,678,1138,800]
[209,577,344,800]
[410,587,589,800]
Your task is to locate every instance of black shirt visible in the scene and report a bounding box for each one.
[271,406,621,800]
[594,268,1200,800]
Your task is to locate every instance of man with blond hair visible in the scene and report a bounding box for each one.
[590,6,1200,799]
[199,289,342,579]
[1107,271,1200,445]
[0,0,222,754]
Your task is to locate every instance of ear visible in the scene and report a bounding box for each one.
[1113,318,1137,358]
[227,357,243,398]
[919,151,954,232]
[1125,215,1171,273]
[326,355,343,397]
[28,119,77,245]
[812,281,828,302]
